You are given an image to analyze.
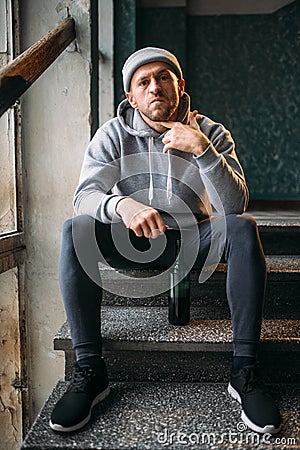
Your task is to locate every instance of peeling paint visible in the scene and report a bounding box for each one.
[0,269,22,450]
[0,108,17,233]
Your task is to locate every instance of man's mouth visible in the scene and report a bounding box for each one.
[151,97,166,104]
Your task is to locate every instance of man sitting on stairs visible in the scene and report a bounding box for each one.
[50,47,282,435]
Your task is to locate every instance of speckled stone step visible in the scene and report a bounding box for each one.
[101,255,300,312]
[54,307,300,383]
[21,381,300,450]
[251,208,300,255]
[55,306,300,352]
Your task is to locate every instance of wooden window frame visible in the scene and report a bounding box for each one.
[0,8,75,275]
[0,0,24,275]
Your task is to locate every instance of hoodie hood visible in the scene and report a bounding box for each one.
[117,93,191,204]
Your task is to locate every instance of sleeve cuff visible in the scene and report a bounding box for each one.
[194,144,221,172]
[105,195,128,222]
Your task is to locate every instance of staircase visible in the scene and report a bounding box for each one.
[21,202,300,449]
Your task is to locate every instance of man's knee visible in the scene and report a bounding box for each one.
[226,214,258,236]
[225,214,262,252]
[62,215,98,251]
[63,214,95,234]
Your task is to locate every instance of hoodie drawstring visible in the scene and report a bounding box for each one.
[167,150,172,204]
[148,137,154,205]
[148,136,172,205]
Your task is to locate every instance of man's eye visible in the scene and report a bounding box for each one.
[160,75,170,81]
[140,80,149,87]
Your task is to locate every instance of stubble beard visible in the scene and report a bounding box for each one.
[142,93,179,122]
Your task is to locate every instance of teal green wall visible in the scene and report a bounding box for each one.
[187,3,300,200]
[114,0,136,106]
[114,0,300,200]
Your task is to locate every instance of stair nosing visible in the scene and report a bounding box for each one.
[53,307,300,352]
[99,255,300,276]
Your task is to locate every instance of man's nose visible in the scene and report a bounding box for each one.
[149,78,161,93]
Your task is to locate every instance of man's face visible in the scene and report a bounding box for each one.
[126,61,184,123]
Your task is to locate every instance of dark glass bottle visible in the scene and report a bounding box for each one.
[168,240,190,326]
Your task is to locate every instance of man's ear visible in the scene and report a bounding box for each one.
[126,92,138,108]
[178,79,185,97]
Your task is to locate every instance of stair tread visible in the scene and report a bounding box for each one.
[261,255,299,272]
[22,381,299,450]
[99,255,299,307]
[247,202,299,227]
[252,213,300,227]
[54,307,300,351]
[99,255,300,275]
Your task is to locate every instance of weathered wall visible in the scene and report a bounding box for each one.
[0,1,17,234]
[20,0,91,417]
[0,268,22,450]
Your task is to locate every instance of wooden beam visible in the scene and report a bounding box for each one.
[0,16,76,116]
[0,248,25,274]
[0,231,24,254]
[0,232,25,274]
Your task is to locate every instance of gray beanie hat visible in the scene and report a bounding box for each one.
[122,47,183,92]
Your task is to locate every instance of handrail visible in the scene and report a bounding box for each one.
[0,17,76,117]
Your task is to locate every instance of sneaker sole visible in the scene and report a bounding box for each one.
[228,383,281,435]
[49,385,110,433]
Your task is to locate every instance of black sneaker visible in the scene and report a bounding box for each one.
[228,364,281,434]
[49,360,110,432]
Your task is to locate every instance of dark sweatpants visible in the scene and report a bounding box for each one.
[58,214,266,362]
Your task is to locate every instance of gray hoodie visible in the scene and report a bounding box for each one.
[74,93,249,228]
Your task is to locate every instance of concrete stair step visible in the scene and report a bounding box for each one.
[21,381,299,450]
[55,306,300,352]
[102,255,300,310]
[259,227,299,255]
[54,307,300,383]
[256,222,299,255]
[249,201,299,255]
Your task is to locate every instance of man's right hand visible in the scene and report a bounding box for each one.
[116,197,166,239]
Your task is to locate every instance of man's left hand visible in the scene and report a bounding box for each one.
[160,110,210,157]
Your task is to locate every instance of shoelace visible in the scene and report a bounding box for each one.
[241,366,265,395]
[68,366,95,393]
